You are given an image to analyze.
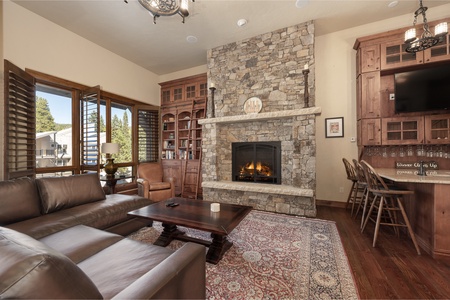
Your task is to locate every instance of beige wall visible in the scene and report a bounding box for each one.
[315,4,450,202]
[158,65,207,83]
[1,0,161,180]
[3,0,160,104]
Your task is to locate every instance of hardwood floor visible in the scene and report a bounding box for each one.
[316,205,450,299]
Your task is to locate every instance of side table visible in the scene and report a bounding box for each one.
[99,175,134,194]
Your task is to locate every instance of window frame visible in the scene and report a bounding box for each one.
[13,68,160,185]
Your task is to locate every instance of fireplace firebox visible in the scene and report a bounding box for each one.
[232,141,281,184]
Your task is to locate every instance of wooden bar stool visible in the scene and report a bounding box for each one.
[352,159,370,227]
[360,160,421,255]
[342,158,361,217]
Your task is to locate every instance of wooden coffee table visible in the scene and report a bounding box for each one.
[128,197,252,264]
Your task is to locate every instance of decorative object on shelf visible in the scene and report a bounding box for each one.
[130,0,194,24]
[101,143,119,176]
[325,117,344,138]
[302,63,310,108]
[243,97,262,114]
[209,84,216,118]
[404,0,448,53]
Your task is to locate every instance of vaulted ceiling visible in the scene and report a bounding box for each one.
[13,0,449,75]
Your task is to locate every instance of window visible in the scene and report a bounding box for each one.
[4,61,160,184]
[111,103,132,164]
[35,84,73,169]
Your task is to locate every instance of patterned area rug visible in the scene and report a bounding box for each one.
[128,210,359,299]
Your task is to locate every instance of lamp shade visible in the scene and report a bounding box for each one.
[101,143,119,154]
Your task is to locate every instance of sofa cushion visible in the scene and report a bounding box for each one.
[62,194,152,229]
[0,227,103,299]
[149,181,171,191]
[78,238,174,299]
[5,209,79,239]
[0,177,41,226]
[39,225,124,264]
[37,173,106,214]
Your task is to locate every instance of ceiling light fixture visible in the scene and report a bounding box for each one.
[388,1,399,8]
[237,19,248,27]
[404,0,448,53]
[295,0,309,9]
[133,0,194,24]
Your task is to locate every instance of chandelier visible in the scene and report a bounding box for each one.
[136,0,194,24]
[404,0,448,53]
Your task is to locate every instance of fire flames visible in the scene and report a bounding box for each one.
[239,161,272,177]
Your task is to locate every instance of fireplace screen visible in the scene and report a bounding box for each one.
[232,141,281,184]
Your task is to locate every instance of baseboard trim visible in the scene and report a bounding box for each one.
[316,199,346,208]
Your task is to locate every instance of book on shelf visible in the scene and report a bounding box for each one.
[164,150,175,159]
[179,149,186,160]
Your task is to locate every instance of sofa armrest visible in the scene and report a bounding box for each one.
[136,178,149,198]
[112,242,206,299]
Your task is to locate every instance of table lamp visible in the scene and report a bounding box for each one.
[101,143,119,176]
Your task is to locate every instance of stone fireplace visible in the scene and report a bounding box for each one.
[200,20,319,217]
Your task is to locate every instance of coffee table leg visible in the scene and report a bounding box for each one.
[154,223,184,247]
[206,233,233,264]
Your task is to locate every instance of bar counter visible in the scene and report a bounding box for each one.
[376,168,450,262]
[376,168,450,185]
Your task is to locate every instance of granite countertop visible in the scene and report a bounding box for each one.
[376,168,450,185]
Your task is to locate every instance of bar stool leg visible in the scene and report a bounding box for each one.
[373,196,385,248]
[354,185,367,220]
[359,188,369,228]
[362,194,378,233]
[345,181,356,210]
[350,181,359,217]
[396,197,421,255]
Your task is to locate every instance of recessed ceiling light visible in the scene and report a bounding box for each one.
[388,1,399,8]
[237,19,248,27]
[295,0,309,9]
[186,35,198,43]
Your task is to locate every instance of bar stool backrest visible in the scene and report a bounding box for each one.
[352,159,367,185]
[360,160,390,192]
[342,158,357,181]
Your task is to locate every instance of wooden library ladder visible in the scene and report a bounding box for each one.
[181,98,206,199]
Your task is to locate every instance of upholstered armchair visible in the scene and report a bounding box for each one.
[137,162,175,202]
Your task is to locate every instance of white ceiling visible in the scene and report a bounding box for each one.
[12,0,450,75]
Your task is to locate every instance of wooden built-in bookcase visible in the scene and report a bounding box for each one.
[160,73,207,197]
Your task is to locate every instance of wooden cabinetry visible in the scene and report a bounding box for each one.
[425,114,450,144]
[380,39,423,70]
[355,17,450,153]
[424,33,450,63]
[361,118,381,145]
[160,73,207,198]
[381,117,424,145]
[361,72,381,118]
[380,31,450,69]
[360,45,381,73]
[161,159,182,195]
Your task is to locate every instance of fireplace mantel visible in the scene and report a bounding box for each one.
[199,107,321,125]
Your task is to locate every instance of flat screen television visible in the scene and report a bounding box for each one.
[394,64,450,113]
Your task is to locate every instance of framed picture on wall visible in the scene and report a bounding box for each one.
[325,117,344,138]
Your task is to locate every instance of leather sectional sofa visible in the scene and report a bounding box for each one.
[0,174,206,299]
